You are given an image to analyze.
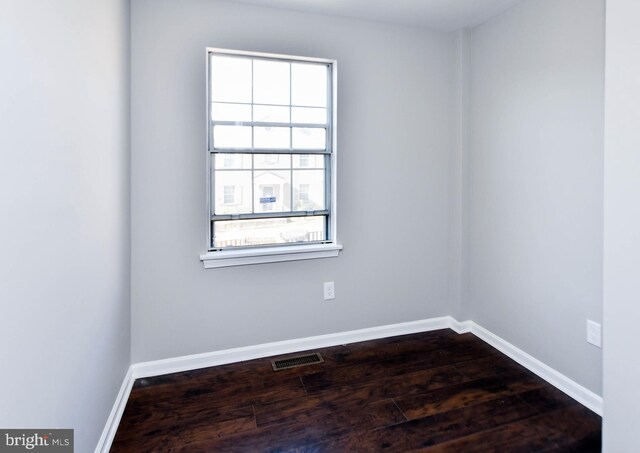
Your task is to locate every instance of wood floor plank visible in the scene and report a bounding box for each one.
[416,414,561,452]
[437,406,601,453]
[454,354,530,380]
[534,406,602,451]
[394,372,545,420]
[302,340,499,393]
[129,356,319,401]
[324,330,484,367]
[254,365,467,428]
[517,385,582,414]
[113,398,255,440]
[305,395,539,452]
[186,399,405,452]
[110,404,256,452]
[128,373,306,408]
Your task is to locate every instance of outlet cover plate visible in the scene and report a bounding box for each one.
[323,282,335,300]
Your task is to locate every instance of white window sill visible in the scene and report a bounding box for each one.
[200,243,343,269]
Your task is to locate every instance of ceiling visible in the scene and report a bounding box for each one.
[224,0,528,31]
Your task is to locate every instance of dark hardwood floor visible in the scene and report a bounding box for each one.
[111,329,601,452]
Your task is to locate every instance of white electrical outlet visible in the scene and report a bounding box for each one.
[323,282,335,300]
[587,320,602,348]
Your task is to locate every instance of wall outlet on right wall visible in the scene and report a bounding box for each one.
[586,320,602,348]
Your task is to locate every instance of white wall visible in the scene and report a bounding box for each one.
[603,0,640,449]
[130,0,455,362]
[0,1,130,451]
[466,0,604,394]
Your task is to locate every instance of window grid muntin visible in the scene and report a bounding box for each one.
[208,49,334,251]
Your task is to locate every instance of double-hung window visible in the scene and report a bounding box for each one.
[202,48,341,268]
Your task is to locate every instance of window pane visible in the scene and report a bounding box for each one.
[254,154,291,169]
[253,170,291,213]
[214,153,252,169]
[254,126,290,149]
[254,105,290,123]
[211,56,252,103]
[214,125,251,149]
[213,216,326,248]
[253,59,290,105]
[213,170,252,214]
[211,103,251,122]
[293,154,325,169]
[291,63,327,107]
[293,170,325,211]
[291,107,326,124]
[292,127,326,150]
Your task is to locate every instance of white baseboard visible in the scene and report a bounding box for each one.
[98,315,603,451]
[131,316,452,379]
[94,367,134,453]
[466,321,603,416]
[448,318,473,334]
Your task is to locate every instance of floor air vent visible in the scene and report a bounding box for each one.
[271,353,324,371]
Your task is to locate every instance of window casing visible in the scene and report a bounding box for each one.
[206,48,337,255]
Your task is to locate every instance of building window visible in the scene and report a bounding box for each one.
[298,154,310,167]
[206,48,337,253]
[298,184,310,202]
[223,185,236,204]
[223,155,237,168]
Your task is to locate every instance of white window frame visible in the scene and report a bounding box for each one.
[201,48,341,268]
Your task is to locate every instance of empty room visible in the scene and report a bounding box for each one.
[1,0,639,451]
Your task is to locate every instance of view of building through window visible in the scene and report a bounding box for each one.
[208,50,335,250]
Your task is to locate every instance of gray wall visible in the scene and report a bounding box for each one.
[603,0,640,449]
[0,1,130,451]
[130,0,455,362]
[466,0,604,394]
[449,29,472,322]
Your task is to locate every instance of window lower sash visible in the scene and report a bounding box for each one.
[211,213,328,250]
